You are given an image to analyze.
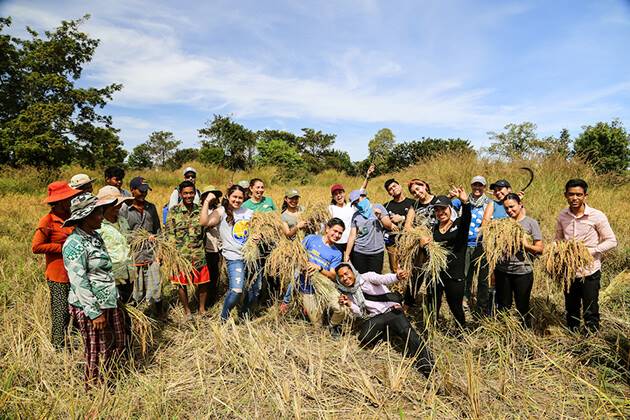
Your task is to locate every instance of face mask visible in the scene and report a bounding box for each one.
[354,198,373,218]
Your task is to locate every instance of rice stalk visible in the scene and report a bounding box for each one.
[394,226,451,293]
[123,304,156,356]
[302,202,330,234]
[308,272,342,313]
[128,229,194,284]
[541,239,594,293]
[481,218,528,273]
[265,238,309,291]
[242,212,285,278]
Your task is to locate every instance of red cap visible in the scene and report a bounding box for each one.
[330,183,345,194]
[45,181,82,204]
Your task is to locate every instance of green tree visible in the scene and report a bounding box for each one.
[574,119,630,173]
[368,128,395,170]
[145,131,181,168]
[127,143,153,169]
[74,125,127,169]
[257,139,307,182]
[537,128,571,159]
[257,129,299,148]
[487,122,539,160]
[164,148,199,171]
[321,149,356,175]
[0,16,124,168]
[385,137,473,171]
[199,143,225,165]
[198,115,256,170]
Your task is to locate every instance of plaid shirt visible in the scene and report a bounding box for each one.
[63,227,119,320]
[167,202,205,268]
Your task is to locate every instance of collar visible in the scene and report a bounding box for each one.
[566,204,593,218]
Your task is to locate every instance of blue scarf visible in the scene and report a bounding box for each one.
[354,198,375,220]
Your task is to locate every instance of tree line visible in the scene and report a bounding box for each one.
[1,15,628,179]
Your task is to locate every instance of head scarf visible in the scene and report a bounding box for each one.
[335,263,367,316]
[354,198,375,220]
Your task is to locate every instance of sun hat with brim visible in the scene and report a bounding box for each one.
[96,185,133,206]
[69,173,94,189]
[237,180,250,189]
[348,189,367,204]
[200,185,223,199]
[62,193,116,227]
[433,195,452,208]
[45,181,82,204]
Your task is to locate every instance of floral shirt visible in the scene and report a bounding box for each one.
[63,227,119,320]
[167,202,205,268]
[97,218,135,284]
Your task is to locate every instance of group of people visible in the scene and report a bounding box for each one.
[32,164,617,385]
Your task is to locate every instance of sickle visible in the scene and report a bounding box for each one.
[519,167,535,191]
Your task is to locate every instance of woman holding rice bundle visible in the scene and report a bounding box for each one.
[62,193,127,386]
[344,189,394,274]
[281,188,308,239]
[424,188,471,329]
[495,193,543,328]
[555,179,617,333]
[201,185,258,321]
[32,181,82,349]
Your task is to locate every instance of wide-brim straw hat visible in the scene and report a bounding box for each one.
[45,181,82,204]
[200,185,223,199]
[96,185,134,206]
[62,193,116,227]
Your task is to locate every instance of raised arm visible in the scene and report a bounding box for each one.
[481,201,494,226]
[200,194,223,228]
[360,163,375,191]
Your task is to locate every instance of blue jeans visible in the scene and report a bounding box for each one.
[221,259,261,321]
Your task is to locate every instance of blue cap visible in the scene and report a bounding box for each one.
[348,189,366,204]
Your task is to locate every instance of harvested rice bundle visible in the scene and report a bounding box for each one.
[302,201,330,234]
[242,212,285,273]
[482,218,528,273]
[309,271,342,312]
[129,229,194,284]
[542,239,594,293]
[124,304,156,356]
[264,238,309,290]
[394,226,451,293]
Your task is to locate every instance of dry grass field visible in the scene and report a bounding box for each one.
[0,154,628,418]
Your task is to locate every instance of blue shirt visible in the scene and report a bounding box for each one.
[299,234,342,294]
[492,199,508,220]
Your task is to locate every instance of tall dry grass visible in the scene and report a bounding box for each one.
[1,154,629,417]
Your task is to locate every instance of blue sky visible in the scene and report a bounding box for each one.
[3,0,630,159]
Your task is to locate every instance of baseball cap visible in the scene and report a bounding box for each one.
[470,176,487,186]
[433,195,452,208]
[330,183,344,194]
[285,188,300,198]
[69,173,94,189]
[129,176,152,193]
[348,189,366,204]
[183,167,197,177]
[490,179,511,190]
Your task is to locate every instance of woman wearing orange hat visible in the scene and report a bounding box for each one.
[31,181,82,349]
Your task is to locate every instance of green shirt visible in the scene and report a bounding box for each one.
[167,202,205,268]
[63,227,119,320]
[243,196,277,213]
[97,218,134,284]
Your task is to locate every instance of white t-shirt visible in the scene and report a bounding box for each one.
[328,203,355,244]
[218,206,254,260]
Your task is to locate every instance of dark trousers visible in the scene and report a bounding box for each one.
[404,250,428,307]
[358,309,434,377]
[351,250,384,274]
[464,245,490,315]
[48,281,70,349]
[205,252,221,307]
[564,270,601,332]
[425,276,466,328]
[334,242,347,255]
[494,270,533,327]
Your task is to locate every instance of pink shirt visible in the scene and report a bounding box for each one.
[555,204,617,277]
[348,272,401,317]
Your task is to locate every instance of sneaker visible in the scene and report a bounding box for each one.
[329,325,342,339]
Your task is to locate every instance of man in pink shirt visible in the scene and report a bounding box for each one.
[555,179,617,332]
[336,263,434,377]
